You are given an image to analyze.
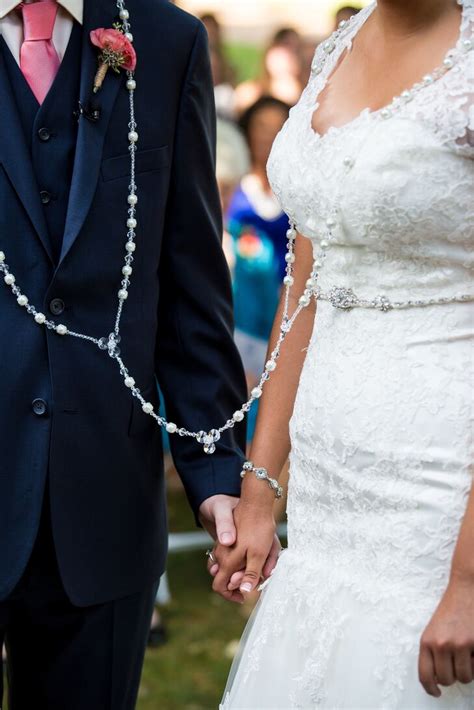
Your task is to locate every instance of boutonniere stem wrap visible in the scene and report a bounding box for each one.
[90,27,137,92]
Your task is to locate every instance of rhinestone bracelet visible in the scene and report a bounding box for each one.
[240,462,284,500]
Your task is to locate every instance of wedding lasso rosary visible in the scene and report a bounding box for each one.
[1,1,473,457]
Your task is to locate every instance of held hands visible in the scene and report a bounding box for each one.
[204,498,281,603]
[419,572,474,697]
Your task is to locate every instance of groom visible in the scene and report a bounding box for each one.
[0,0,250,707]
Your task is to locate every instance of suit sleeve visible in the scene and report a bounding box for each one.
[155,21,247,518]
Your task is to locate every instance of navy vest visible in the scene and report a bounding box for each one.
[1,23,82,262]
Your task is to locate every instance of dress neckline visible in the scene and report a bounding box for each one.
[309,0,471,141]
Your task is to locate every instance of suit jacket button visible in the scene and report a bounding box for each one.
[32,399,48,417]
[49,298,65,316]
[38,127,51,142]
[40,190,51,205]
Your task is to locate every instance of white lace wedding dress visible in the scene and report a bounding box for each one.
[221,2,474,708]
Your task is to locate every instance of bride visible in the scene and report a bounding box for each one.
[210,0,474,707]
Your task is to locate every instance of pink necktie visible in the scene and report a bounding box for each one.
[19,0,60,104]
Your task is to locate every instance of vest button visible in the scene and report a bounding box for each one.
[40,190,51,205]
[38,127,51,142]
[49,298,65,316]
[32,399,48,417]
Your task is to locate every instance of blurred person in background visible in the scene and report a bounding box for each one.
[216,118,251,271]
[234,29,303,115]
[227,97,290,438]
[271,26,303,55]
[201,12,237,119]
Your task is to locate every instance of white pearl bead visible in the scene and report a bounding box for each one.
[142,402,154,414]
[323,40,335,53]
[128,131,138,143]
[401,90,413,101]
[125,241,136,253]
[233,410,244,422]
[166,422,177,434]
[125,32,133,42]
[285,253,295,264]
[125,376,135,388]
[122,265,133,276]
[380,108,391,119]
[4,273,15,285]
[56,324,67,335]
[283,275,294,287]
[119,8,130,20]
[299,295,311,307]
[306,278,315,290]
[443,57,454,69]
[126,79,136,91]
[314,260,322,269]
[462,39,473,52]
[265,360,277,372]
[127,218,137,229]
[118,289,128,300]
[35,312,46,324]
[338,19,346,28]
[320,240,329,249]
[286,228,296,240]
[128,194,138,206]
[423,74,434,85]
[251,387,263,399]
[343,157,354,168]
[326,217,337,229]
[17,295,28,306]
[0,251,5,262]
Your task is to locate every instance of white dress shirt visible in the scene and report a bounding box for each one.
[0,0,83,64]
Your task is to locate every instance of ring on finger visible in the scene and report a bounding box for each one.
[206,549,217,565]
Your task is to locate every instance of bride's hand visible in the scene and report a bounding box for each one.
[419,573,474,697]
[210,500,280,603]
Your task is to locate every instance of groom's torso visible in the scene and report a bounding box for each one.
[0,0,205,605]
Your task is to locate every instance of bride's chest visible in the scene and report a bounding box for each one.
[267,109,473,254]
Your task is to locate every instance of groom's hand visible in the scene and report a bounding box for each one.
[199,494,240,547]
[210,501,280,603]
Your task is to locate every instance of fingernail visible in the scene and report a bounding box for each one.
[240,583,252,593]
[220,533,233,545]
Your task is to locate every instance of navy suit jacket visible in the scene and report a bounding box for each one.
[0,0,246,606]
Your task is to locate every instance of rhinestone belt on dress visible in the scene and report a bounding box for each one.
[318,287,474,312]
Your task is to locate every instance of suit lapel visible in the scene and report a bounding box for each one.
[0,42,54,263]
[59,0,123,266]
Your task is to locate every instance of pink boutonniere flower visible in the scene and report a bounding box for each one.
[90,27,137,93]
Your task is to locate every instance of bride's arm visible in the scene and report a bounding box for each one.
[419,480,474,696]
[212,233,316,602]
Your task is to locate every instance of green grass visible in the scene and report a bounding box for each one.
[225,42,263,84]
